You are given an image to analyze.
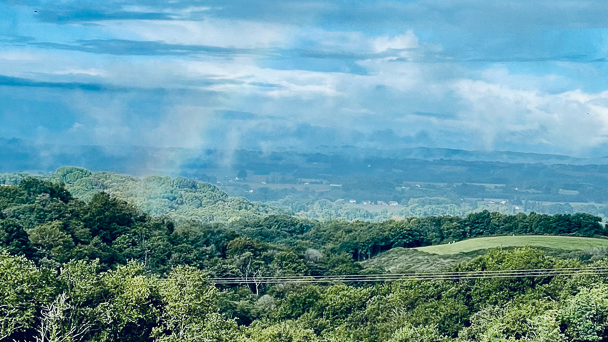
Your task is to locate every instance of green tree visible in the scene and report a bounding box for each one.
[29,221,75,263]
[561,284,608,341]
[96,261,161,342]
[0,218,36,258]
[153,265,238,342]
[0,251,51,340]
[243,321,318,342]
[271,252,308,276]
[30,293,92,342]
[388,323,447,342]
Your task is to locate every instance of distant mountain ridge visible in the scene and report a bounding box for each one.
[317,145,604,165]
[2,138,608,177]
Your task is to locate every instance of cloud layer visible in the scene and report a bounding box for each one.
[1,0,608,157]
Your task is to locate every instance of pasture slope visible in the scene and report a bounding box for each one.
[363,235,608,273]
[361,248,482,273]
[415,235,608,255]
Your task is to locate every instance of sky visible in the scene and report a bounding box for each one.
[1,0,608,157]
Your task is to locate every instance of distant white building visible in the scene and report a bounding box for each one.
[389,201,399,206]
[349,199,357,204]
[377,201,388,206]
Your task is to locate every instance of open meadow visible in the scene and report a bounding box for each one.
[415,235,608,255]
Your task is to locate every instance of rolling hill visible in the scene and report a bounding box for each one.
[0,166,284,223]
[363,235,608,273]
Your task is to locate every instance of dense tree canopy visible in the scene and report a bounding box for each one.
[1,177,608,341]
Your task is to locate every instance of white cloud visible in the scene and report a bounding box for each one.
[452,79,608,154]
[479,67,569,92]
[105,19,293,48]
[306,30,368,52]
[372,30,419,53]
[49,68,107,77]
[121,4,212,18]
[0,51,41,61]
[182,59,344,99]
[68,122,84,133]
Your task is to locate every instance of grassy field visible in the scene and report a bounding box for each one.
[361,248,483,273]
[363,235,608,273]
[415,235,608,255]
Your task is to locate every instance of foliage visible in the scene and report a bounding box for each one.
[0,250,51,340]
[1,176,608,341]
[52,167,283,223]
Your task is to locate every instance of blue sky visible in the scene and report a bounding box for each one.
[1,0,608,157]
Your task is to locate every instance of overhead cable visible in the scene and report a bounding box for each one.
[210,266,608,284]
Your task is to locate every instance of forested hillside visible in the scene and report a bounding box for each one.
[3,178,608,341]
[0,167,283,223]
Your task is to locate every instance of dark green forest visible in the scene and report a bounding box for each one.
[2,177,608,341]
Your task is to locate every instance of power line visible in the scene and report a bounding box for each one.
[211,267,608,284]
[213,267,608,281]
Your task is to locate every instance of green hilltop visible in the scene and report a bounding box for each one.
[1,166,284,223]
[363,235,608,274]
